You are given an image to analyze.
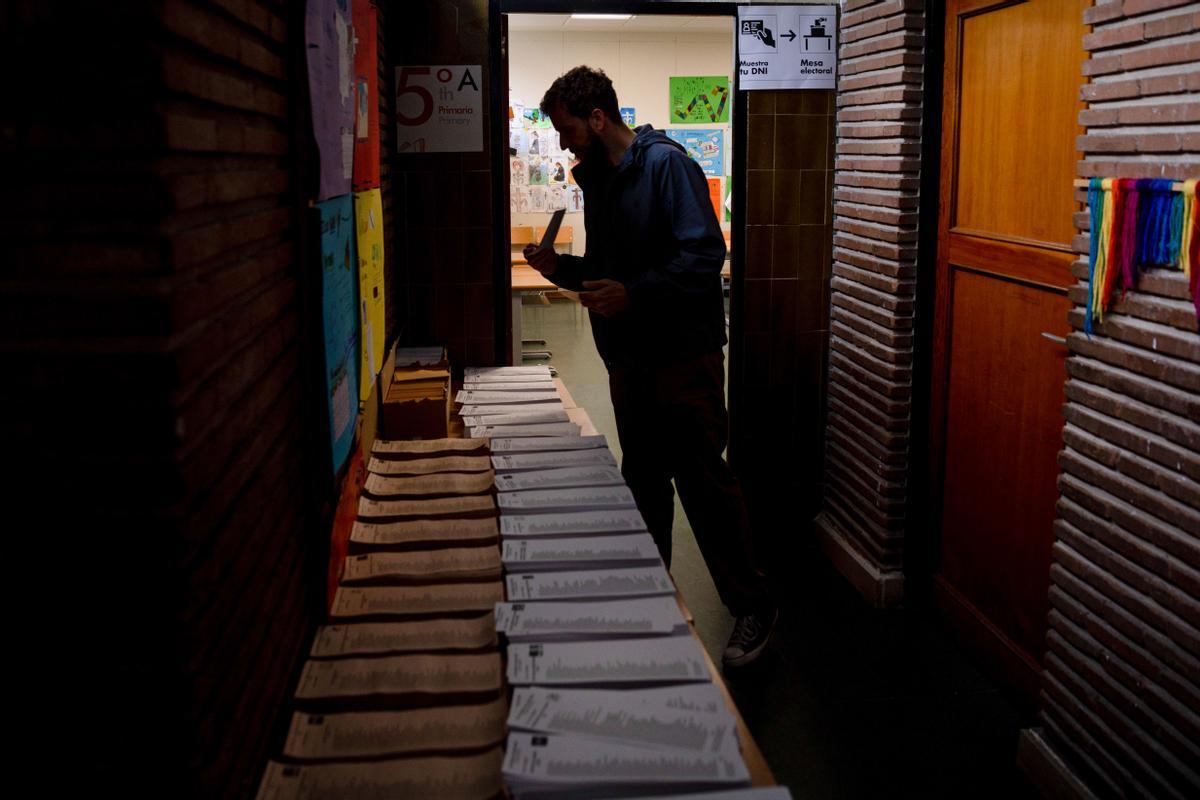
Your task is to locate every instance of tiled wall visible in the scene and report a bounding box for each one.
[733,89,836,554]
[1026,2,1200,797]
[388,0,501,368]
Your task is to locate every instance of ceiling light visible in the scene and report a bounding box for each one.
[570,14,633,20]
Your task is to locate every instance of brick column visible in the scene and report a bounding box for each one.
[814,0,925,606]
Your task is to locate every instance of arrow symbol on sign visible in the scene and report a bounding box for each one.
[782,29,796,42]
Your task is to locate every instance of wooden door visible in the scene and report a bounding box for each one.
[931,0,1086,698]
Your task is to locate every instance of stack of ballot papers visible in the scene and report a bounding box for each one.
[258,438,510,800]
[473,420,756,798]
[458,366,581,438]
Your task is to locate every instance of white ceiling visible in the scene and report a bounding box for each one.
[508,13,733,34]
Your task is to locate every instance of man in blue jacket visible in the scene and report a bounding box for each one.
[525,66,776,668]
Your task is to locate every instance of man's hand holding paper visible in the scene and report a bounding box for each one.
[523,243,558,276]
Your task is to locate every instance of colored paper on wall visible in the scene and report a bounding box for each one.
[707,178,723,224]
[355,189,386,400]
[724,175,732,222]
[665,128,725,177]
[351,0,380,190]
[669,75,730,124]
[318,195,360,473]
[620,107,636,126]
[306,0,355,201]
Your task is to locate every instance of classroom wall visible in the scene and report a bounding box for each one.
[509,29,735,255]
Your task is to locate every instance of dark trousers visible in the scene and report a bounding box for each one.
[609,350,770,617]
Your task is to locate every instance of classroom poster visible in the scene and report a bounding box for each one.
[395,65,483,152]
[317,195,359,474]
[620,107,636,126]
[306,0,356,200]
[354,189,385,400]
[724,175,732,222]
[351,0,380,190]
[707,178,723,224]
[665,128,725,177]
[669,75,730,124]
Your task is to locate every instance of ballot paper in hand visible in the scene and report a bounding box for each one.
[506,635,710,686]
[494,465,625,492]
[494,595,685,640]
[507,686,738,756]
[538,209,566,251]
[489,434,608,453]
[492,448,617,474]
[500,508,648,538]
[497,486,637,514]
[506,565,674,601]
[502,732,749,797]
[502,533,662,571]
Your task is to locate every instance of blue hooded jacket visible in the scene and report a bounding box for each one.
[547,124,728,369]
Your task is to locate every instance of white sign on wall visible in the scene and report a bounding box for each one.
[738,6,837,90]
[395,65,483,152]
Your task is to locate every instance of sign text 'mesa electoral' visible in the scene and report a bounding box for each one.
[737,5,837,91]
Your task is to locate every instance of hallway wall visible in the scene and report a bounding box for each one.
[3,2,325,795]
[1035,2,1200,796]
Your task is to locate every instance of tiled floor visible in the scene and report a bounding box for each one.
[523,298,1038,799]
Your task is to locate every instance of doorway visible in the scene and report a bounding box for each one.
[930,0,1088,699]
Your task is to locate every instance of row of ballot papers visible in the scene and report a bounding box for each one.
[257,436,512,800]
[468,373,773,799]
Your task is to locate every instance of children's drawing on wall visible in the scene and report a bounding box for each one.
[528,159,548,186]
[549,185,568,211]
[550,160,567,184]
[568,185,583,213]
[511,157,528,186]
[665,129,725,178]
[529,185,548,212]
[516,188,532,213]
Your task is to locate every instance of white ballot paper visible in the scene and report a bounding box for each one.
[506,636,710,686]
[470,422,581,439]
[495,595,685,640]
[507,686,738,756]
[456,389,561,405]
[502,732,749,796]
[498,486,637,514]
[461,401,564,417]
[465,365,551,377]
[255,748,503,800]
[495,465,625,492]
[500,508,647,538]
[492,448,617,473]
[462,381,556,392]
[505,565,675,601]
[310,618,497,657]
[490,434,608,453]
[283,697,508,759]
[463,373,555,384]
[461,409,570,427]
[330,583,503,618]
[502,533,661,571]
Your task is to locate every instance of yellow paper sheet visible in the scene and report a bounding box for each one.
[355,188,386,400]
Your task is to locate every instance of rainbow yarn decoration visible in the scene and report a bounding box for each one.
[1086,177,1200,334]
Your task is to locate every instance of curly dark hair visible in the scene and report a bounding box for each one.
[540,66,623,124]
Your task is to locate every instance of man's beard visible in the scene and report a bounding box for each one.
[571,130,607,165]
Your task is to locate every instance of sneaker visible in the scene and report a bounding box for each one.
[722,608,778,667]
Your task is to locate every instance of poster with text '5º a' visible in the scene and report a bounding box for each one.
[318,195,359,474]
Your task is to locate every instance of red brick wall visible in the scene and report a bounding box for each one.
[1038,2,1200,796]
[815,0,924,603]
[3,2,324,795]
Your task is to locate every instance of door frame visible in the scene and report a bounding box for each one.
[489,0,750,439]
